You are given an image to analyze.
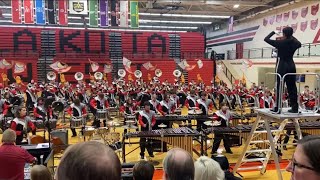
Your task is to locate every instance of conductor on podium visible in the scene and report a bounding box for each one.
[264,27,301,113]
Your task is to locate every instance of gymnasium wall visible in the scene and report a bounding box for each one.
[0,27,213,84]
[206,1,320,57]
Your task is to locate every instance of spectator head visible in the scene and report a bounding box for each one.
[31,165,52,180]
[283,26,294,38]
[133,160,154,180]
[163,148,194,180]
[286,136,320,180]
[194,156,225,180]
[57,141,121,180]
[2,129,16,143]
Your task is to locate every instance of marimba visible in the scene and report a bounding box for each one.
[122,127,202,162]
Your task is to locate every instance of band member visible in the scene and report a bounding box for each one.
[264,27,301,113]
[149,93,159,113]
[185,90,198,109]
[25,84,37,112]
[259,89,274,108]
[170,90,180,109]
[67,99,87,137]
[196,92,214,131]
[138,102,156,159]
[301,85,315,110]
[33,98,47,121]
[2,92,14,118]
[10,107,36,145]
[157,93,175,128]
[89,92,110,127]
[211,103,233,154]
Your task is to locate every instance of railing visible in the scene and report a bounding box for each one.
[226,42,320,60]
[221,61,236,84]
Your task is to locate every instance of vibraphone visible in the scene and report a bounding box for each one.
[122,127,203,162]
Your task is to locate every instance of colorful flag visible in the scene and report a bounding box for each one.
[196,59,203,69]
[24,0,34,24]
[47,0,56,24]
[89,0,98,27]
[228,16,234,33]
[104,64,113,73]
[143,62,156,71]
[0,59,12,69]
[12,0,22,24]
[35,0,45,24]
[120,0,129,27]
[123,57,133,74]
[100,0,109,27]
[58,0,68,25]
[14,62,26,74]
[130,1,139,28]
[110,0,119,26]
[89,59,99,72]
[69,0,88,15]
[50,61,71,73]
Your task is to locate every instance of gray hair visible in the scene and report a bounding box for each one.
[2,129,16,143]
[163,148,194,180]
[194,156,225,180]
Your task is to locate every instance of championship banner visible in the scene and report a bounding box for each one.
[89,0,98,27]
[69,0,88,15]
[35,0,45,25]
[120,0,129,27]
[11,0,22,24]
[58,0,68,25]
[47,0,56,24]
[130,1,139,28]
[23,0,34,24]
[100,0,108,27]
[110,0,119,26]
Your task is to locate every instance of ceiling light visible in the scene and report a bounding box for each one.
[139,19,211,24]
[139,13,230,19]
[233,4,240,9]
[139,25,198,29]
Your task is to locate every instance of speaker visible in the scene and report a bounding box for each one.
[51,129,68,145]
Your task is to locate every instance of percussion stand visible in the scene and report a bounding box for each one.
[45,119,52,149]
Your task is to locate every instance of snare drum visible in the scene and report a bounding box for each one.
[97,109,107,120]
[71,117,83,128]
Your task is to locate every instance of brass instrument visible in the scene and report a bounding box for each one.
[74,72,84,81]
[47,71,57,81]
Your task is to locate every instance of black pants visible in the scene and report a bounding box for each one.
[275,61,298,110]
[212,133,231,153]
[284,130,298,144]
[140,137,153,157]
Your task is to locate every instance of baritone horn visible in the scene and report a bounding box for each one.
[94,72,103,80]
[134,70,142,79]
[155,69,162,77]
[173,69,182,78]
[47,71,57,81]
[74,72,84,81]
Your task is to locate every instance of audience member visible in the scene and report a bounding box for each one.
[56,141,121,180]
[286,135,320,180]
[194,156,224,180]
[133,160,154,180]
[31,165,52,180]
[0,129,36,180]
[213,155,242,180]
[163,148,194,180]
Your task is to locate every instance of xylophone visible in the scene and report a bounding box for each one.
[122,127,202,162]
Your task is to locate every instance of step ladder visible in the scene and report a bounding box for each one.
[233,109,303,180]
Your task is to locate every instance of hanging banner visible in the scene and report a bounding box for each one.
[35,0,45,24]
[47,0,56,24]
[130,1,139,28]
[89,0,98,27]
[58,0,68,25]
[111,0,119,26]
[69,0,88,15]
[12,0,22,24]
[120,0,129,27]
[24,0,34,24]
[100,0,108,27]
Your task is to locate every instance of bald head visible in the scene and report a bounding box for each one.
[57,141,121,180]
[2,129,16,143]
[163,148,194,180]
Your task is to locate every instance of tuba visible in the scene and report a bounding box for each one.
[118,69,126,78]
[155,69,162,77]
[134,70,142,79]
[94,72,103,80]
[47,71,57,81]
[74,72,84,81]
[173,69,182,78]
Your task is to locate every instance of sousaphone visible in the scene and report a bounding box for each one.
[134,70,142,79]
[94,72,103,80]
[74,72,84,81]
[118,69,126,78]
[47,71,57,81]
[173,69,182,78]
[155,69,162,77]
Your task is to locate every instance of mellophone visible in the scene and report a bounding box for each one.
[122,127,203,162]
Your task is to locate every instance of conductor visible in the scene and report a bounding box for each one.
[264,27,301,113]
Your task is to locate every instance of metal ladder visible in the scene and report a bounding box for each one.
[233,115,301,180]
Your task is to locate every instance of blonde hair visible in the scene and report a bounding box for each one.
[2,129,16,143]
[194,156,225,180]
